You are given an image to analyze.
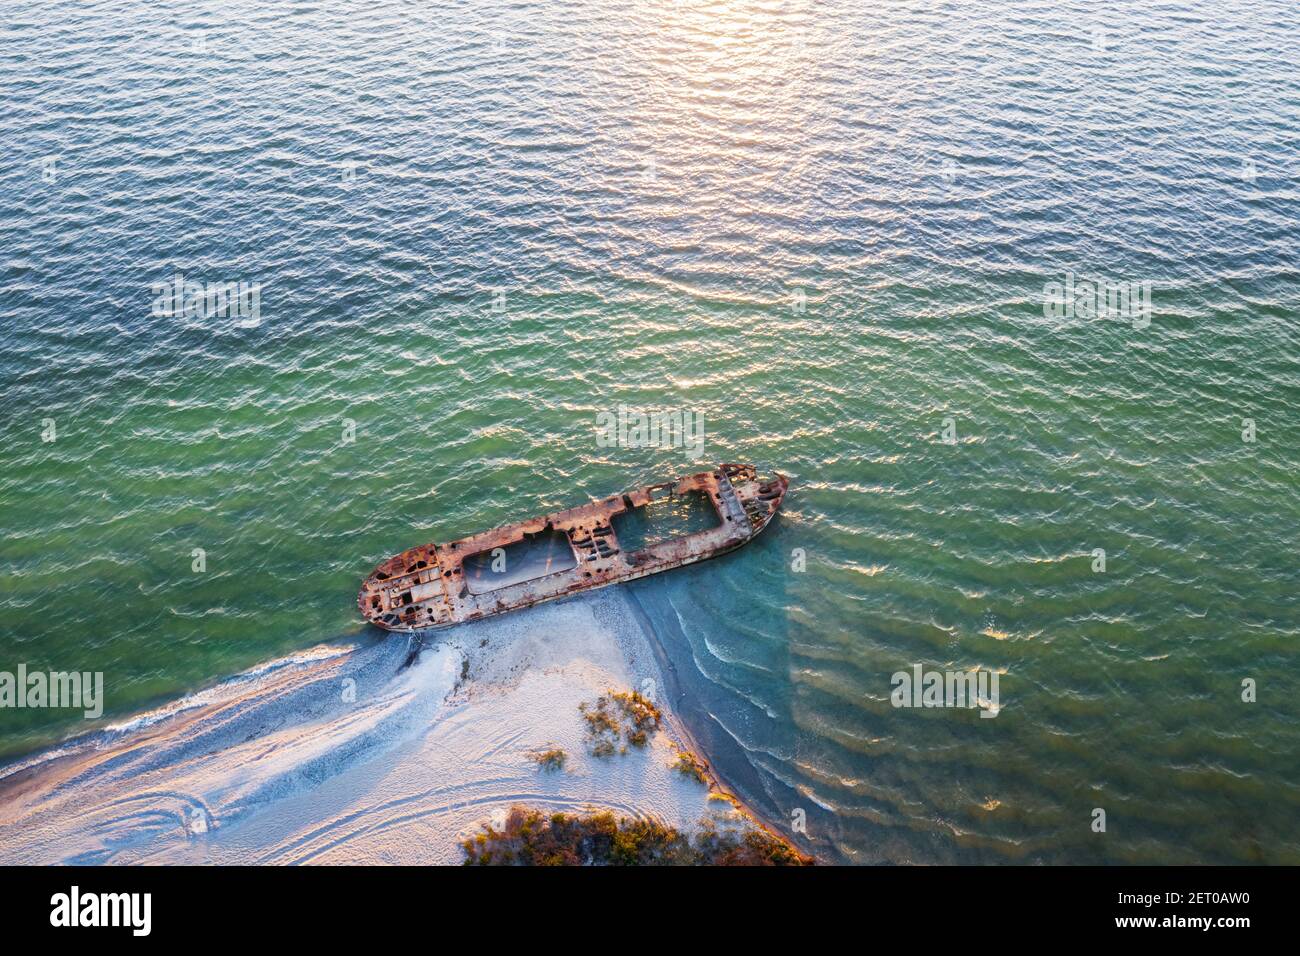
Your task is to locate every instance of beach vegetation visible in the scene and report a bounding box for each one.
[530,748,566,771]
[461,806,813,866]
[672,747,708,784]
[580,689,663,756]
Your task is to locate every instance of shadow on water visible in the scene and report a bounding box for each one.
[624,506,835,860]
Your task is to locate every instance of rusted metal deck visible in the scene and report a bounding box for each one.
[358,463,789,633]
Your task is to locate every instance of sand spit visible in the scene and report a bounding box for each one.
[0,589,784,865]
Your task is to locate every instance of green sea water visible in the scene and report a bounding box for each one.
[2,0,1298,863]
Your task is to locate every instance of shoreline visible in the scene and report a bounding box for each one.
[621,584,811,859]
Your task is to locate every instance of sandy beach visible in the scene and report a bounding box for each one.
[0,589,773,865]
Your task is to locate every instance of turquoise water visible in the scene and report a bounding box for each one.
[2,0,1298,863]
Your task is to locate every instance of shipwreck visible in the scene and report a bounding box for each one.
[358,463,789,632]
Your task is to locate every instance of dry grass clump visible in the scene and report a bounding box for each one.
[530,748,566,772]
[579,689,662,757]
[672,747,708,784]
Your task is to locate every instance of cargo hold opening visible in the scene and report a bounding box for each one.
[462,527,578,594]
[610,488,720,555]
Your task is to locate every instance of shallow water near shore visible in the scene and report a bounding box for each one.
[2,0,1299,863]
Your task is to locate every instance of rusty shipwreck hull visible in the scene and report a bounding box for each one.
[358,463,789,633]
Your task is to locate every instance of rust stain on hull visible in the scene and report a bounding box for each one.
[358,463,789,633]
